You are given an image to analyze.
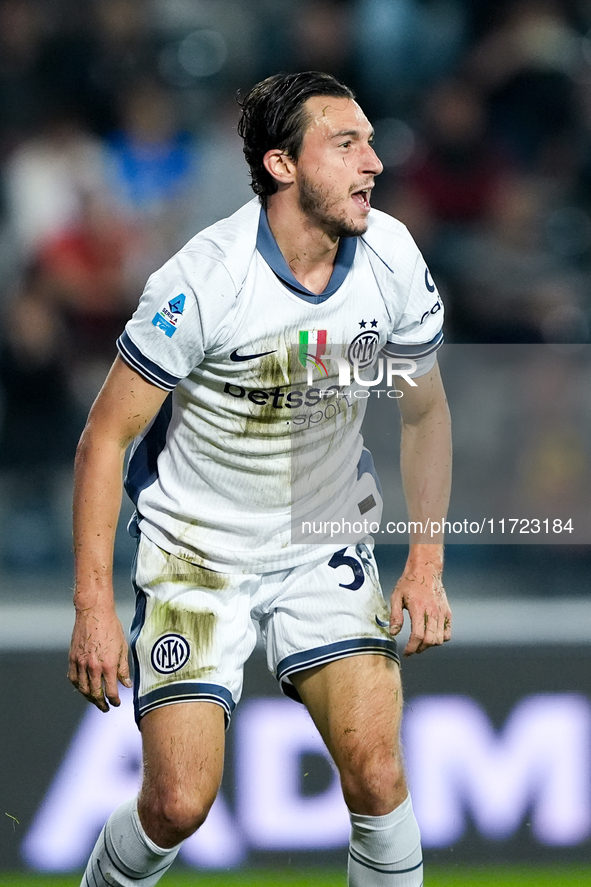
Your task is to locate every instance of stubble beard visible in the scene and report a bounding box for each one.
[298,172,369,238]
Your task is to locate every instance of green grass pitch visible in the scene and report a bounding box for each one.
[2,867,591,886]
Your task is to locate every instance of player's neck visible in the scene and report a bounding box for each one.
[265,197,339,295]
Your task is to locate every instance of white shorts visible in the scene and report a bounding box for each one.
[130,533,399,725]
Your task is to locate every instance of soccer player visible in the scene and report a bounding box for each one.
[69,71,452,887]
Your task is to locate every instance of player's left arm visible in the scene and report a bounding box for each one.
[389,359,452,656]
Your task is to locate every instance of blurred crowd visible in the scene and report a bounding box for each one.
[1,0,590,572]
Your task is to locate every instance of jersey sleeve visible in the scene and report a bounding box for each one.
[117,249,236,391]
[382,231,444,378]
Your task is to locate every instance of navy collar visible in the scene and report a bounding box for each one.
[256,208,357,304]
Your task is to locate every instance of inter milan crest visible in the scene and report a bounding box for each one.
[151,633,191,674]
[348,320,379,368]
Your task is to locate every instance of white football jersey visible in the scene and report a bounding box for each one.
[117,199,443,572]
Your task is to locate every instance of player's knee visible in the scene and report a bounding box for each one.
[140,786,216,843]
[341,749,407,816]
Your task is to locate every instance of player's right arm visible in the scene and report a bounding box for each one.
[68,355,170,712]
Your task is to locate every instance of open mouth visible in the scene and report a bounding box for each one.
[351,188,371,211]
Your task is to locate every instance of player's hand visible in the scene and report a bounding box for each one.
[389,560,451,657]
[68,606,132,712]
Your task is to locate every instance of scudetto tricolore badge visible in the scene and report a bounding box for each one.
[298,329,328,376]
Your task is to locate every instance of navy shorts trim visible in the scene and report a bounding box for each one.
[136,682,236,725]
[277,637,400,703]
[129,549,146,727]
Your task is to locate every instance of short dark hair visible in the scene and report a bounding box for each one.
[237,71,355,203]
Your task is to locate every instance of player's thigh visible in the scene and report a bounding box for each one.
[139,700,225,821]
[291,653,406,812]
[292,652,403,759]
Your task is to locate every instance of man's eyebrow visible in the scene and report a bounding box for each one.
[330,128,375,140]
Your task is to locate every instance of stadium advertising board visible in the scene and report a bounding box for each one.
[2,643,591,872]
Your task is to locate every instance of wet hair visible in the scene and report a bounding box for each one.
[237,71,355,204]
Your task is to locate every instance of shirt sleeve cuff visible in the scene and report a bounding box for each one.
[381,329,444,360]
[116,330,182,391]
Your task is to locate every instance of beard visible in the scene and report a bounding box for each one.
[298,171,369,238]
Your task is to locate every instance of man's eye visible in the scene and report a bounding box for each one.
[339,140,352,148]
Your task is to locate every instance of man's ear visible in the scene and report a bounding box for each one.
[263,148,296,186]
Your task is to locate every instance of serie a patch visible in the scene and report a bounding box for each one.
[152,293,186,337]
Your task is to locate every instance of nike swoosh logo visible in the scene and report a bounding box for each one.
[375,615,390,629]
[230,348,277,362]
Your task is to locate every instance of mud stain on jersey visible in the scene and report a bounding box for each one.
[150,598,216,644]
[149,599,217,687]
[146,546,229,592]
[255,340,292,390]
[243,341,293,436]
[240,342,295,507]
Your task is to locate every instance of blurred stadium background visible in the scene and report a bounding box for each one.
[1,0,591,884]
